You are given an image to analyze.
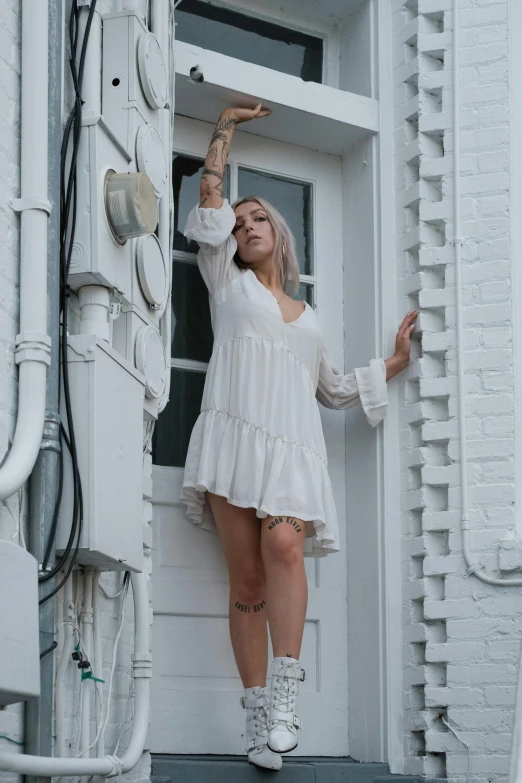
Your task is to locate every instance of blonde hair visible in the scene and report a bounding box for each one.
[231,196,301,297]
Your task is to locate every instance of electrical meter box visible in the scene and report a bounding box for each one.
[68,117,134,302]
[102,11,168,161]
[56,335,146,572]
[0,541,40,705]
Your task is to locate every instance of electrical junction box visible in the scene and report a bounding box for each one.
[68,116,134,302]
[101,10,168,190]
[0,541,40,705]
[56,335,146,572]
[112,306,167,421]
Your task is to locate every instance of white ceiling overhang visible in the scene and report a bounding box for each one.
[174,42,379,156]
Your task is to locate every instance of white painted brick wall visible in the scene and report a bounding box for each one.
[394,0,520,781]
[1,0,520,781]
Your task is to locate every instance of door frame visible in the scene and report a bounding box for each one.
[151,115,353,756]
[154,0,403,764]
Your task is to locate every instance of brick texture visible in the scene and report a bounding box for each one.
[394,0,519,781]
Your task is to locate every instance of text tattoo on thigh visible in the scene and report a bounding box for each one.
[267,516,302,533]
[234,599,266,613]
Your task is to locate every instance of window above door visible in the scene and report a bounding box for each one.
[175,0,324,84]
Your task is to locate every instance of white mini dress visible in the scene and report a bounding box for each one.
[179,199,388,557]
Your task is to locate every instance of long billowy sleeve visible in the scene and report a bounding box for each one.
[183,198,242,295]
[315,344,388,427]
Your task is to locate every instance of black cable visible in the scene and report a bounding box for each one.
[39,0,96,601]
[40,641,58,660]
[40,3,82,583]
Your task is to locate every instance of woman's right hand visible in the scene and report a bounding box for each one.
[221,104,271,124]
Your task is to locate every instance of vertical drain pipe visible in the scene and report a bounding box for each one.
[25,0,62,777]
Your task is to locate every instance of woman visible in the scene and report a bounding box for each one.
[180,105,417,771]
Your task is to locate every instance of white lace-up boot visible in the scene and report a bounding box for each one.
[240,686,283,770]
[267,656,305,753]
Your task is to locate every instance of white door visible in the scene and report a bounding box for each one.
[150,115,349,756]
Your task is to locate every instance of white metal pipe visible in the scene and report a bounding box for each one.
[452,0,522,587]
[0,573,150,777]
[78,286,111,342]
[0,0,51,500]
[80,569,94,756]
[93,572,105,756]
[55,576,76,757]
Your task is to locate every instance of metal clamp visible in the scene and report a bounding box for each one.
[106,755,124,778]
[15,331,52,367]
[132,652,152,679]
[10,197,52,215]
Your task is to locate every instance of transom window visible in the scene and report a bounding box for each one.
[152,152,316,468]
[175,0,324,84]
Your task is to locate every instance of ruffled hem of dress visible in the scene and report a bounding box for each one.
[179,409,341,558]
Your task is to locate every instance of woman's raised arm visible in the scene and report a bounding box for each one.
[199,104,271,210]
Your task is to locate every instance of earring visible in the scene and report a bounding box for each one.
[282,242,286,259]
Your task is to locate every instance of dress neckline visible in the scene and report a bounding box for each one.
[248,269,308,326]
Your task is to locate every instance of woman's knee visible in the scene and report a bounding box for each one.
[231,563,266,607]
[262,515,305,567]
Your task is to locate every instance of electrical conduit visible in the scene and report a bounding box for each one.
[79,569,94,756]
[0,572,151,777]
[0,0,52,500]
[93,572,105,756]
[55,576,76,758]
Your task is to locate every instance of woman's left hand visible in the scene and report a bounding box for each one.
[394,310,418,366]
[385,310,419,380]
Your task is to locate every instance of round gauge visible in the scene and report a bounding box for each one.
[135,325,167,400]
[136,233,168,311]
[105,170,158,242]
[137,32,168,110]
[136,124,168,198]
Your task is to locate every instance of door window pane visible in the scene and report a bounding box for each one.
[238,168,313,276]
[175,0,323,84]
[297,282,314,308]
[171,260,213,363]
[173,154,230,254]
[152,368,206,468]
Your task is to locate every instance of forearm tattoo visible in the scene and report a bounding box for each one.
[267,516,302,533]
[234,599,266,613]
[200,115,237,206]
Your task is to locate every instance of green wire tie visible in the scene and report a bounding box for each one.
[81,669,105,683]
[75,643,105,683]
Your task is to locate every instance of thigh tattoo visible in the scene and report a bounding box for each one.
[267,516,302,533]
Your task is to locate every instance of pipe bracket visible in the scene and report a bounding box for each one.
[9,197,52,215]
[41,414,61,453]
[105,755,124,777]
[15,331,52,367]
[132,652,152,679]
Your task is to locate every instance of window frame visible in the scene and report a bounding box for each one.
[170,148,318,377]
[174,0,341,89]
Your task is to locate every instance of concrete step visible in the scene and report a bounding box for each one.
[152,754,393,782]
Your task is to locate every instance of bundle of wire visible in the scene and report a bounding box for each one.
[39,0,99,606]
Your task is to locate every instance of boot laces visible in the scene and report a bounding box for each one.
[272,661,299,713]
[249,690,270,751]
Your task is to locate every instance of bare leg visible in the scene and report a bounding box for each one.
[260,515,308,660]
[207,491,269,687]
